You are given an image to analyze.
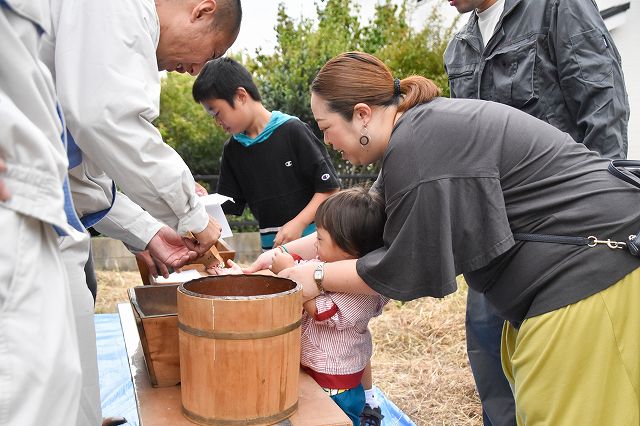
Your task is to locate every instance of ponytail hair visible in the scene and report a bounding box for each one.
[311,51,441,121]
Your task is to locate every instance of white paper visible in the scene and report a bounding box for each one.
[199,193,234,238]
[154,268,203,284]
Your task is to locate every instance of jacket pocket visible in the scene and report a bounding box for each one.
[570,28,613,83]
[447,63,477,99]
[489,38,539,108]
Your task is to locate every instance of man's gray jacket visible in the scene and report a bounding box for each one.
[444,0,629,159]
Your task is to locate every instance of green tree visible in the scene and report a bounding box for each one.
[246,0,455,175]
[375,5,457,97]
[155,72,228,179]
[153,1,456,179]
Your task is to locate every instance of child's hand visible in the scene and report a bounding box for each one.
[242,249,276,274]
[207,259,243,275]
[270,250,295,274]
[273,219,305,246]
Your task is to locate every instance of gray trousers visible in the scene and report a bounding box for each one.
[59,232,103,426]
[466,288,516,426]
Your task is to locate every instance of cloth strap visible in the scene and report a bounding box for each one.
[608,160,640,189]
[514,159,640,255]
[513,233,590,246]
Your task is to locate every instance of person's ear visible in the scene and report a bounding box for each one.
[353,103,372,124]
[235,87,249,105]
[191,0,217,23]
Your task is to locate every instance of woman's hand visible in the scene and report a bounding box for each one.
[278,262,321,301]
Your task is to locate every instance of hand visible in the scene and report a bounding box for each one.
[270,250,295,274]
[278,262,321,301]
[195,181,208,196]
[135,250,170,279]
[191,216,222,256]
[0,157,10,201]
[207,259,243,276]
[242,249,277,274]
[146,226,199,272]
[273,219,306,247]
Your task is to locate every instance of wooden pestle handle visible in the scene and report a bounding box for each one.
[187,232,225,268]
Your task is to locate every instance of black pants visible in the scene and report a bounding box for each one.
[85,247,97,303]
[466,288,516,426]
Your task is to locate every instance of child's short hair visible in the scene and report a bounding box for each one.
[315,186,386,257]
[192,57,261,106]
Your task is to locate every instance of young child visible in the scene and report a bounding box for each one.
[271,187,389,425]
[192,57,340,251]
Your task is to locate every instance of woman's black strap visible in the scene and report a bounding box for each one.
[513,233,590,246]
[608,159,640,189]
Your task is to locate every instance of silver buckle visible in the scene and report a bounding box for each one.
[587,236,627,250]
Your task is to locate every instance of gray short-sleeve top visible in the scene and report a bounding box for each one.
[357,98,640,323]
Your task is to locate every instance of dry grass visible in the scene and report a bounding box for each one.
[95,270,142,314]
[95,270,482,425]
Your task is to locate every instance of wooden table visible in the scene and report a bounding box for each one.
[117,303,351,425]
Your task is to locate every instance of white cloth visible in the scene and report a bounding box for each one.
[39,0,209,242]
[58,233,102,426]
[1,5,82,423]
[476,0,505,48]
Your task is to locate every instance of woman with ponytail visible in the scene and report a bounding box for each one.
[245,51,640,425]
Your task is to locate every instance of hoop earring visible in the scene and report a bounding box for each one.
[359,125,370,146]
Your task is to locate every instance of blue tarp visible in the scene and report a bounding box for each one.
[96,314,139,425]
[95,313,415,426]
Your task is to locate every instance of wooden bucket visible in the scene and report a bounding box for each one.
[177,275,302,425]
[128,284,181,387]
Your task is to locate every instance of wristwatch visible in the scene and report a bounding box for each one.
[313,262,325,294]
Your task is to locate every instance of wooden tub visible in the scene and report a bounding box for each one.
[177,275,302,425]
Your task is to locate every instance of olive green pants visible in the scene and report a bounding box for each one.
[502,267,640,425]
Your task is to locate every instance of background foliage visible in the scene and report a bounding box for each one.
[155,0,456,180]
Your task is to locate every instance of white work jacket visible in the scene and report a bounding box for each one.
[1,0,82,238]
[40,0,208,250]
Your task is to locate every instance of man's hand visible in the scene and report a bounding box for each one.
[195,182,208,197]
[191,216,222,256]
[0,157,10,201]
[135,250,170,279]
[146,226,199,272]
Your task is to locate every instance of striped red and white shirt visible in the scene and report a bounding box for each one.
[301,291,389,390]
